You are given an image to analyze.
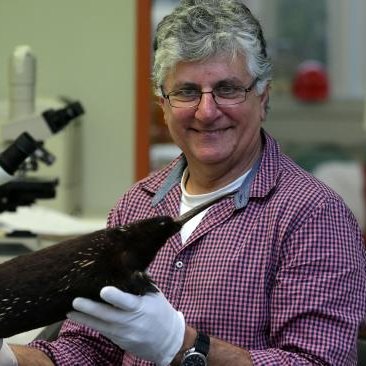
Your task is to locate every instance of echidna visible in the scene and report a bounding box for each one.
[0,193,230,338]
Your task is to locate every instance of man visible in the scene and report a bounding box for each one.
[2,0,366,365]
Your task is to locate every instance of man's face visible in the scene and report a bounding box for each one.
[160,54,268,173]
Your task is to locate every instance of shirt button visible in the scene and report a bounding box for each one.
[175,261,184,269]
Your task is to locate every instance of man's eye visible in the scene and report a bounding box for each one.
[170,89,200,98]
[215,86,245,98]
[215,86,237,95]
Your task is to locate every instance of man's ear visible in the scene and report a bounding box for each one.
[158,97,168,125]
[259,84,270,122]
[158,96,165,108]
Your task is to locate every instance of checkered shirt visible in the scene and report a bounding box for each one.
[30,131,366,365]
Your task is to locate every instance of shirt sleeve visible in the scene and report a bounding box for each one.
[250,198,366,365]
[29,320,124,365]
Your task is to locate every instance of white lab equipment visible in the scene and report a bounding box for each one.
[8,45,36,121]
[0,45,84,214]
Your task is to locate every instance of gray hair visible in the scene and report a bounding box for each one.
[153,0,272,96]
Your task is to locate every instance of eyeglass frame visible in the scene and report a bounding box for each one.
[160,77,259,109]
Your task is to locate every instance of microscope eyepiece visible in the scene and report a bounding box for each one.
[42,101,84,134]
[0,132,38,175]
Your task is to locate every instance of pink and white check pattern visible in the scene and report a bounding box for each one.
[30,131,366,365]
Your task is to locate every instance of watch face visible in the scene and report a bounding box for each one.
[181,352,207,366]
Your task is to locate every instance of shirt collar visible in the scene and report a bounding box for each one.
[147,129,280,208]
[151,155,260,209]
[151,156,187,207]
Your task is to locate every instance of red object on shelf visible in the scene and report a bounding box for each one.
[292,60,329,102]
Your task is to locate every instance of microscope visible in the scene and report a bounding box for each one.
[0,46,85,256]
[0,46,84,213]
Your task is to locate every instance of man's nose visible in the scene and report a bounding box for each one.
[195,91,221,121]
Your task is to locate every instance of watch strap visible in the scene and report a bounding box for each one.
[194,331,210,356]
[180,331,210,365]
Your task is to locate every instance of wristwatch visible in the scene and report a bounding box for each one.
[181,331,210,366]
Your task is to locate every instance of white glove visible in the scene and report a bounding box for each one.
[67,286,185,366]
[0,339,18,366]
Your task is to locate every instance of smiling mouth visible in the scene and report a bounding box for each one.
[193,127,232,136]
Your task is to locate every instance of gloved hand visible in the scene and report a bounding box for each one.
[0,339,18,365]
[67,286,185,366]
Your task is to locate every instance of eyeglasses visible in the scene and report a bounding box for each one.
[161,78,258,108]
